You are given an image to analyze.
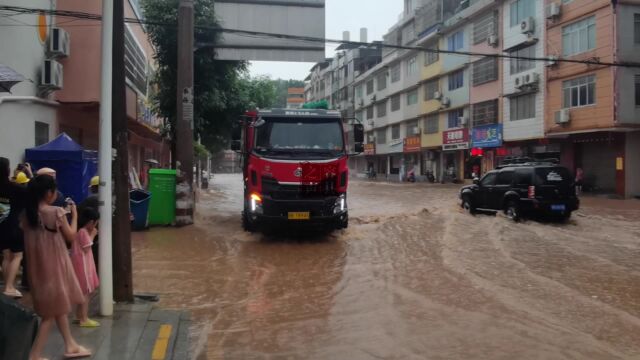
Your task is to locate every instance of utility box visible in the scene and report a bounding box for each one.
[148,169,177,226]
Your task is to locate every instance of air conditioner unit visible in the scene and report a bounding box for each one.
[546,3,561,19]
[371,95,377,103]
[41,60,63,90]
[49,28,70,58]
[546,55,559,67]
[367,135,375,143]
[459,116,468,126]
[433,91,443,100]
[555,109,570,124]
[514,75,523,89]
[487,34,498,47]
[441,97,451,107]
[412,127,421,135]
[523,72,540,86]
[520,17,535,35]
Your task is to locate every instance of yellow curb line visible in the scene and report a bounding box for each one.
[151,324,173,360]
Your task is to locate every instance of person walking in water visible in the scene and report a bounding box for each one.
[21,175,91,359]
[575,167,584,195]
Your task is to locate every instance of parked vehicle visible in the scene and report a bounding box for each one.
[231,109,364,232]
[459,161,579,221]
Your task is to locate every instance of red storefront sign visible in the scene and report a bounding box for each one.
[442,129,469,151]
[403,136,421,153]
[364,143,376,155]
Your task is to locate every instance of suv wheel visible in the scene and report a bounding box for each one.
[461,196,475,215]
[505,201,520,222]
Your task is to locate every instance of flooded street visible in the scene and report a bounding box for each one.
[132,174,640,360]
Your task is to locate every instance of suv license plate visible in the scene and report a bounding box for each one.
[551,204,566,211]
[288,212,310,220]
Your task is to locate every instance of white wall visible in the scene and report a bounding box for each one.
[0,0,59,166]
[502,0,545,141]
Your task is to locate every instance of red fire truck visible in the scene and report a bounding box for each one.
[231,109,364,232]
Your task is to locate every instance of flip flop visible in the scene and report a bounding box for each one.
[79,319,100,328]
[63,346,91,359]
[3,290,23,299]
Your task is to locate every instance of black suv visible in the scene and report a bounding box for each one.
[459,162,579,221]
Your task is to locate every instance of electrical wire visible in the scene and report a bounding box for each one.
[2,4,640,68]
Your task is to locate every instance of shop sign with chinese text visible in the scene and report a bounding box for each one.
[442,129,469,151]
[403,136,421,153]
[471,124,503,148]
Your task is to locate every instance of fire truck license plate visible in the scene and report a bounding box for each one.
[288,212,310,220]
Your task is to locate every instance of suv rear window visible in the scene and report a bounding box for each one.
[534,167,572,186]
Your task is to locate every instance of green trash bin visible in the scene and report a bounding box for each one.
[148,169,177,225]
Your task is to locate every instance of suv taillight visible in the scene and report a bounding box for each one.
[528,186,536,199]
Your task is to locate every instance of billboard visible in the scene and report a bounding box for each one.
[471,124,503,148]
[403,136,421,153]
[442,128,469,151]
[215,0,326,62]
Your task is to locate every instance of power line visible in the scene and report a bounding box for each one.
[2,5,640,68]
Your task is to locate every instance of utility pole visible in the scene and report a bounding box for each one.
[112,0,133,302]
[98,0,114,316]
[175,0,195,226]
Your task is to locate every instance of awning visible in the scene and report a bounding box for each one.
[0,64,26,93]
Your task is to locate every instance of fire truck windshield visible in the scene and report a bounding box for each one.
[254,118,345,159]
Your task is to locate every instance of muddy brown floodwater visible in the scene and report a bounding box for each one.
[132,174,640,360]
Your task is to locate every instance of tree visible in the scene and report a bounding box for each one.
[142,0,250,156]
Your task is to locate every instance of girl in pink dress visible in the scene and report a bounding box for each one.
[22,175,91,360]
[71,207,100,327]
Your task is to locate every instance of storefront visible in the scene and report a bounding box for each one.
[422,149,441,180]
[470,124,503,177]
[403,136,421,179]
[363,143,376,174]
[442,129,469,181]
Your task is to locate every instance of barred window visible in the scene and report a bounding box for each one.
[377,72,387,91]
[510,45,535,74]
[424,79,439,100]
[424,45,439,66]
[377,100,387,118]
[391,94,401,111]
[510,94,536,120]
[367,106,374,119]
[406,120,419,136]
[472,57,498,86]
[391,124,400,140]
[391,63,401,83]
[366,79,374,95]
[376,128,387,144]
[473,11,497,44]
[472,99,498,126]
[424,114,439,134]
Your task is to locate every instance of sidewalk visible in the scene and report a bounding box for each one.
[42,297,190,360]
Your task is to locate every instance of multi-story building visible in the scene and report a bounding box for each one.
[544,0,640,198]
[55,0,169,174]
[286,87,305,109]
[0,0,59,166]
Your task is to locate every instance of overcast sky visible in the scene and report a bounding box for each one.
[248,0,403,80]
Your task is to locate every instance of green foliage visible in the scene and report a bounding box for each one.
[193,141,210,158]
[302,99,329,109]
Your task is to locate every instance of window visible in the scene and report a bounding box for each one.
[407,89,418,105]
[472,58,498,86]
[391,94,401,111]
[367,106,374,119]
[447,31,464,51]
[344,66,349,78]
[35,122,49,146]
[447,108,464,128]
[406,120,419,136]
[472,99,498,126]
[510,93,536,120]
[515,169,532,186]
[448,70,464,91]
[391,63,401,83]
[474,11,497,44]
[424,79,439,100]
[366,79,374,95]
[377,100,387,118]
[391,124,400,139]
[510,0,535,27]
[407,57,418,76]
[562,16,596,57]
[356,111,364,122]
[424,114,439,134]
[376,128,387,144]
[481,172,497,186]
[377,72,387,91]
[636,75,640,106]
[125,26,148,95]
[563,75,595,108]
[356,85,363,99]
[424,45,439,66]
[510,45,535,74]
[635,14,640,44]
[496,171,514,186]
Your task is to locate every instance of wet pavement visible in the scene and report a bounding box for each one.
[132,174,640,360]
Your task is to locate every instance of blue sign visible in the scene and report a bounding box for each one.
[471,124,503,148]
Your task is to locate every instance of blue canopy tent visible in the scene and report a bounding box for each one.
[25,133,98,202]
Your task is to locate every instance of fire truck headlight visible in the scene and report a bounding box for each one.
[333,194,346,215]
[250,193,263,214]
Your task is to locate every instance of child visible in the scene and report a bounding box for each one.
[71,207,100,327]
[22,175,90,359]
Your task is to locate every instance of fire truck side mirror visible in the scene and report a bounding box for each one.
[230,140,241,152]
[353,124,364,144]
